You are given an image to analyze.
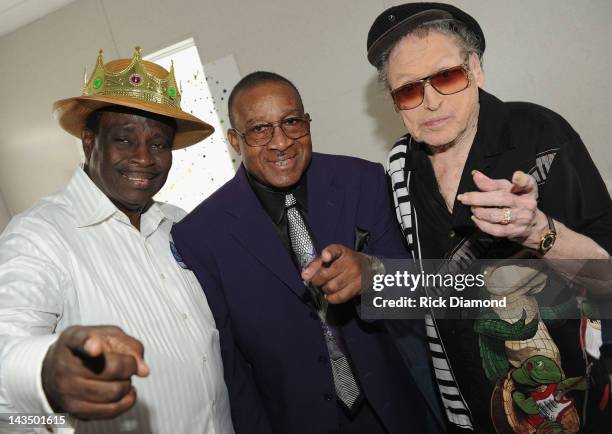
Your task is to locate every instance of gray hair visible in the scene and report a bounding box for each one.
[376,19,484,89]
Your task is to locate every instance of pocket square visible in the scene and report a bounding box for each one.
[354,227,370,252]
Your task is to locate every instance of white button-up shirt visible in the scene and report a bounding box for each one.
[0,168,234,434]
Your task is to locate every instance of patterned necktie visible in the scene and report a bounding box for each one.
[285,193,362,410]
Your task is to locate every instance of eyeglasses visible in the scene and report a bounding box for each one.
[390,64,471,110]
[232,114,312,147]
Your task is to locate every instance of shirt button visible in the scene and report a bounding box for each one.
[324,393,334,401]
[202,355,208,363]
[182,313,188,320]
[160,273,166,280]
[449,230,456,238]
[119,420,138,431]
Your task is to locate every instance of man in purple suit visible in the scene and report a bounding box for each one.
[171,72,440,433]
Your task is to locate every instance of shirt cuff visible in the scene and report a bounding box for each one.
[2,334,58,414]
[362,254,386,294]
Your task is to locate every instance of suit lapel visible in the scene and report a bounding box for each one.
[306,154,345,251]
[225,166,307,300]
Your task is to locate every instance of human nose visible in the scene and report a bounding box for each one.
[422,81,442,111]
[129,142,155,165]
[265,123,292,151]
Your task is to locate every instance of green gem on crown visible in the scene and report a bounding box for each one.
[93,78,102,89]
[168,86,176,98]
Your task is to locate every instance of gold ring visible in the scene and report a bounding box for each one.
[500,207,512,225]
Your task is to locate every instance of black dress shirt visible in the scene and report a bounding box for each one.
[407,89,612,432]
[245,170,309,256]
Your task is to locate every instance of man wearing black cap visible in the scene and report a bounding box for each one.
[366,3,612,433]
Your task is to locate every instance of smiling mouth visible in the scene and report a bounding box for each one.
[270,155,296,168]
[120,172,158,188]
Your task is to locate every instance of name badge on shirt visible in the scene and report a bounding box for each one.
[169,240,189,269]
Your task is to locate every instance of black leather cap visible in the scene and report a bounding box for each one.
[367,2,485,66]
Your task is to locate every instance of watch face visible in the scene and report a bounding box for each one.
[542,233,556,250]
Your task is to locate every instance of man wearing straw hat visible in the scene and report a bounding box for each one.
[0,47,233,433]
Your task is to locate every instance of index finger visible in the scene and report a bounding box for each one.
[319,244,345,264]
[301,256,324,281]
[301,244,345,281]
[63,327,149,377]
[511,171,537,195]
[457,190,514,207]
[106,338,149,377]
[82,352,140,381]
[62,326,115,357]
[471,170,513,192]
[100,335,149,377]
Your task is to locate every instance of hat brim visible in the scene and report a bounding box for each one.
[52,95,214,150]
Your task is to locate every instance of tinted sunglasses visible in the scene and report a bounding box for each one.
[391,64,471,110]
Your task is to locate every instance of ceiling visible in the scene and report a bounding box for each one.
[0,0,78,37]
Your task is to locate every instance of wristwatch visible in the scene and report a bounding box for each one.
[538,214,557,256]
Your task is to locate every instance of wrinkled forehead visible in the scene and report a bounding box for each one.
[233,81,304,123]
[390,30,464,64]
[239,81,302,106]
[387,31,466,82]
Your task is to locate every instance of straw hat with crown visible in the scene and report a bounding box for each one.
[53,47,214,149]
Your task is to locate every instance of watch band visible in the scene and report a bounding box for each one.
[546,214,555,232]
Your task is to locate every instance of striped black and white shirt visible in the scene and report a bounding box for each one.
[388,137,474,431]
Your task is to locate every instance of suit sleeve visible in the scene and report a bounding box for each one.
[354,162,419,319]
[358,162,412,259]
[171,223,272,434]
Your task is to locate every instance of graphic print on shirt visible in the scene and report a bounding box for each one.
[477,264,586,434]
[528,149,559,186]
[491,355,587,434]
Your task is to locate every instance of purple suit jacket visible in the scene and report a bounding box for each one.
[172,153,428,434]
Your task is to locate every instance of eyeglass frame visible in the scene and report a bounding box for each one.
[390,62,472,111]
[229,113,312,147]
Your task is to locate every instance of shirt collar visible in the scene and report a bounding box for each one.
[245,169,308,224]
[66,167,171,235]
[474,88,514,157]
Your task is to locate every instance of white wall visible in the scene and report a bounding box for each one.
[0,0,610,231]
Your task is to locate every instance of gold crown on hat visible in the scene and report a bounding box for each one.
[82,46,181,109]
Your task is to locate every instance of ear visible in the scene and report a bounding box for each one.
[469,53,485,88]
[227,129,242,155]
[81,128,95,164]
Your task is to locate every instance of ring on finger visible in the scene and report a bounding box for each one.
[500,207,512,225]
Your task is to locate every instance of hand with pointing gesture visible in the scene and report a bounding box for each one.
[301,244,371,304]
[41,325,149,420]
[457,170,550,250]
